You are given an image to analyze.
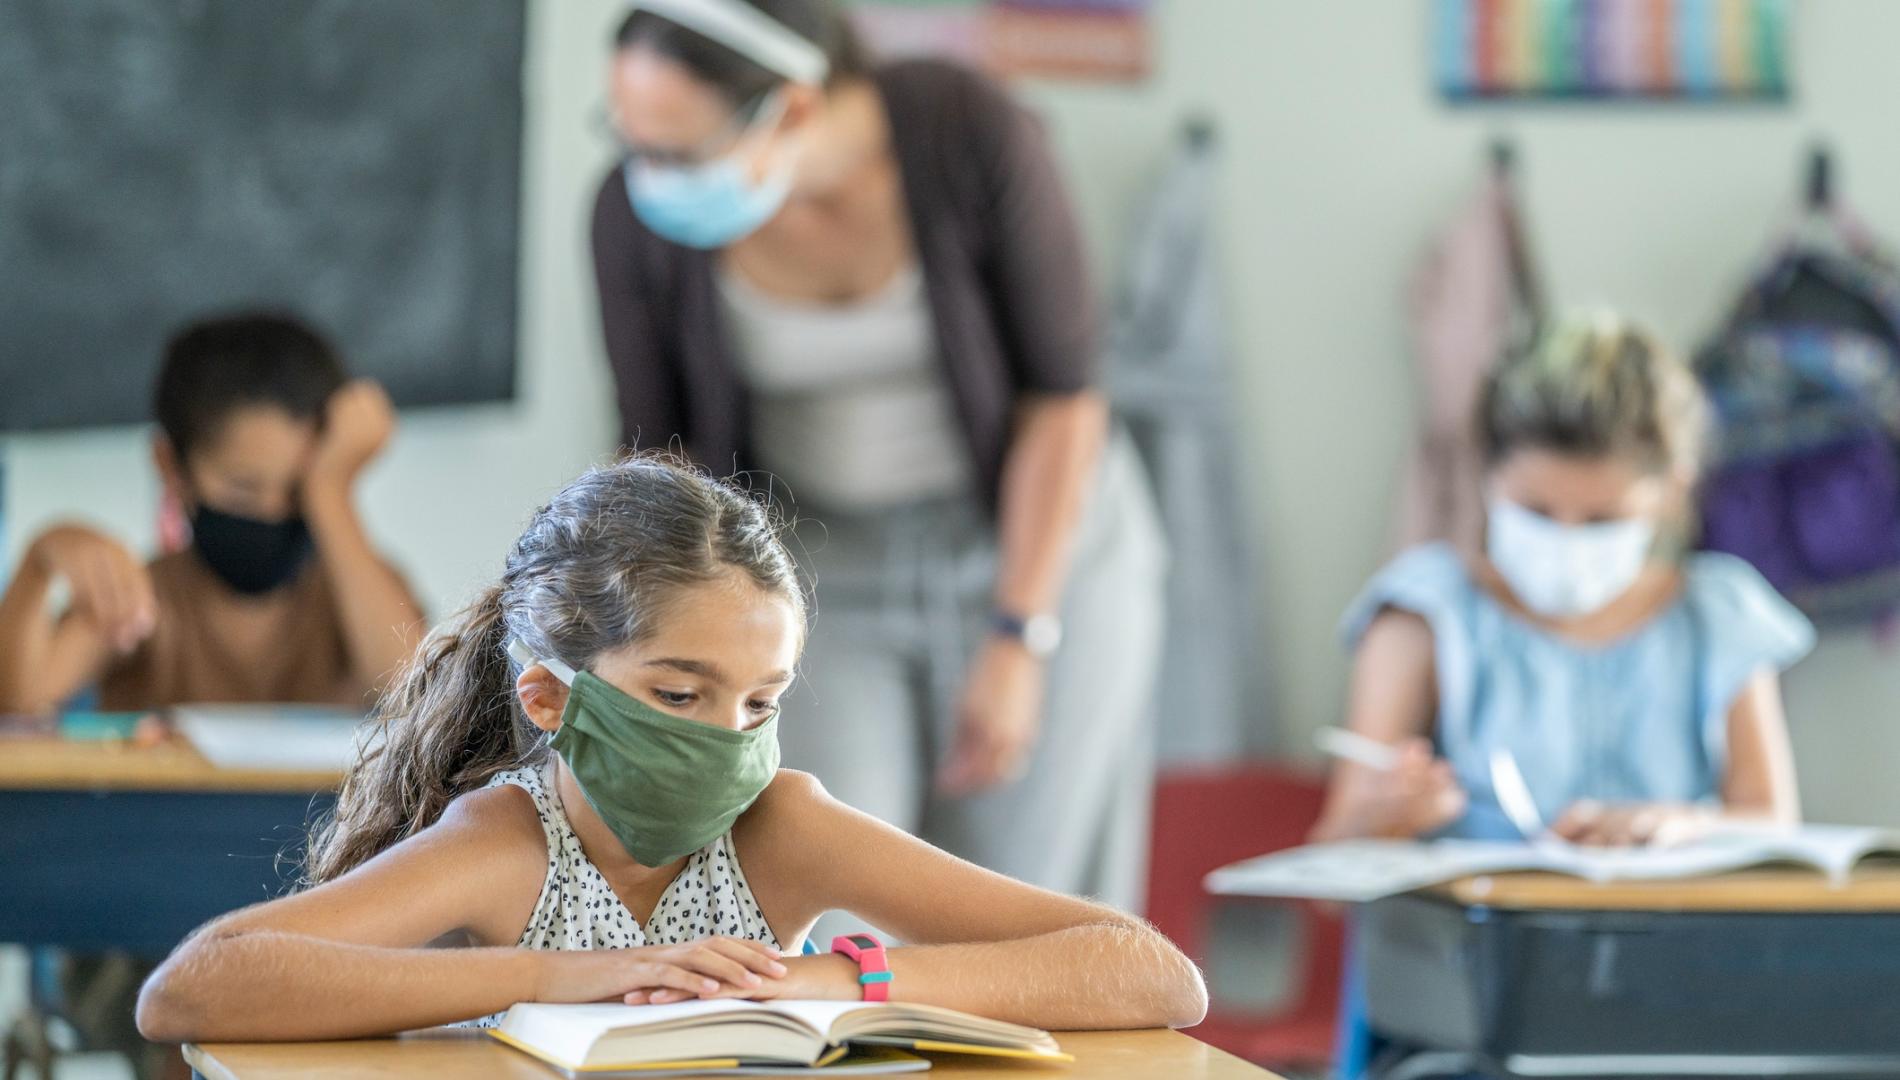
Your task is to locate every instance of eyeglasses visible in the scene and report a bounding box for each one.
[588,91,778,170]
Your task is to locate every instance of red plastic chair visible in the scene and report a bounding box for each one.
[1146,763,1343,1072]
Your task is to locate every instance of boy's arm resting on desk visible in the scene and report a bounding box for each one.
[136,784,782,1042]
[301,381,426,692]
[734,771,1209,1031]
[0,525,150,712]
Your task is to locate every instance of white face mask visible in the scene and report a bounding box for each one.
[1485,497,1656,619]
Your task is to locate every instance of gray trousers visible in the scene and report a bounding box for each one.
[779,434,1168,919]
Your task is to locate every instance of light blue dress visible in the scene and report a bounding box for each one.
[1341,543,1816,839]
[1334,543,1815,1079]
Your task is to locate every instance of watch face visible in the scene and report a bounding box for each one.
[1023,614,1063,656]
[848,934,879,951]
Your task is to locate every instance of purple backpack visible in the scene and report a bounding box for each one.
[1697,234,1900,622]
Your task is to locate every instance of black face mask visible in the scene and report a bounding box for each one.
[189,505,313,595]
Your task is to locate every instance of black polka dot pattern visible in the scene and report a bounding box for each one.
[461,765,780,1028]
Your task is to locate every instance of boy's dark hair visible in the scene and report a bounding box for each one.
[153,312,346,459]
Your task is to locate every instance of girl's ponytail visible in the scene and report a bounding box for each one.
[304,582,533,884]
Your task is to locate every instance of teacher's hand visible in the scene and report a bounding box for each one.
[937,637,1045,796]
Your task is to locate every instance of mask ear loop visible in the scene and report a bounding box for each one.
[506,638,577,687]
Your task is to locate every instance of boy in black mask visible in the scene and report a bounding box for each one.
[0,312,423,712]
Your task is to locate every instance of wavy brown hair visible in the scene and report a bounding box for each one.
[303,453,805,885]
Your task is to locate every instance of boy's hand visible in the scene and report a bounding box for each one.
[308,380,395,491]
[31,525,156,654]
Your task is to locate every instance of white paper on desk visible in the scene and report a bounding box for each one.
[1206,839,1539,903]
[1207,827,1900,903]
[173,704,367,771]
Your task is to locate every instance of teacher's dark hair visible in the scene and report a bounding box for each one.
[614,0,869,108]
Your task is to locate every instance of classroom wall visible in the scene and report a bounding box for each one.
[6,1,1899,823]
[1015,0,1900,825]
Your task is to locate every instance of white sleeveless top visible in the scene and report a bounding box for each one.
[716,263,973,510]
[464,763,780,1028]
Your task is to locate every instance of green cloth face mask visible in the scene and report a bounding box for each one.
[507,639,781,867]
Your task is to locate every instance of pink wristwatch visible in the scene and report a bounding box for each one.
[831,933,892,1003]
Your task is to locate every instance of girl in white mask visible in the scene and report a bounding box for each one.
[1313,312,1814,850]
[1317,314,1822,1080]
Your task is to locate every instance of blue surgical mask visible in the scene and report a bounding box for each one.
[624,95,793,250]
[1486,496,1656,618]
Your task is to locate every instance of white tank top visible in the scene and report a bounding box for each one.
[462,762,780,1028]
[717,263,973,510]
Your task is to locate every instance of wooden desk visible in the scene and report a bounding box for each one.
[1,732,342,793]
[184,1028,1282,1079]
[0,735,340,952]
[1438,866,1900,912]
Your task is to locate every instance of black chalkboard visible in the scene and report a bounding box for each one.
[0,0,526,432]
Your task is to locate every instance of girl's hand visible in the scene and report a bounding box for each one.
[1334,738,1467,839]
[535,938,787,1006]
[642,953,861,1006]
[1552,801,1714,847]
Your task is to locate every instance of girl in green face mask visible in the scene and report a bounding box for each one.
[136,453,1207,1042]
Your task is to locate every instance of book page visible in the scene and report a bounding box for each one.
[1701,823,1900,884]
[772,1000,1056,1053]
[1204,829,1900,902]
[1206,839,1548,901]
[496,1001,830,1070]
[1535,840,1796,883]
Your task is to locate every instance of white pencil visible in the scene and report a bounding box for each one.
[1314,727,1402,772]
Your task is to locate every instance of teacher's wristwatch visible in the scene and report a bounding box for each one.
[990,610,1064,660]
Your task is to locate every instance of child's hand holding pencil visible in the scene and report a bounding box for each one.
[1314,727,1467,840]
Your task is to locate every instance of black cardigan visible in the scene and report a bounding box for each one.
[589,59,1099,512]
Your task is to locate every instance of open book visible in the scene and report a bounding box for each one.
[1208,825,1900,904]
[489,999,1070,1075]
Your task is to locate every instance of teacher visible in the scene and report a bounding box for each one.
[590,0,1166,911]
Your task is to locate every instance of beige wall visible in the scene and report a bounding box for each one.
[6,0,1899,822]
[1020,0,1900,824]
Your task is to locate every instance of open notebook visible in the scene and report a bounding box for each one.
[1208,825,1900,903]
[489,999,1071,1075]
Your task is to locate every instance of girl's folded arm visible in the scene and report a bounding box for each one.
[740,771,1209,1031]
[136,784,550,1042]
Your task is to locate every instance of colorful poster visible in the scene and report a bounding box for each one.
[847,0,1154,82]
[1435,0,1789,100]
